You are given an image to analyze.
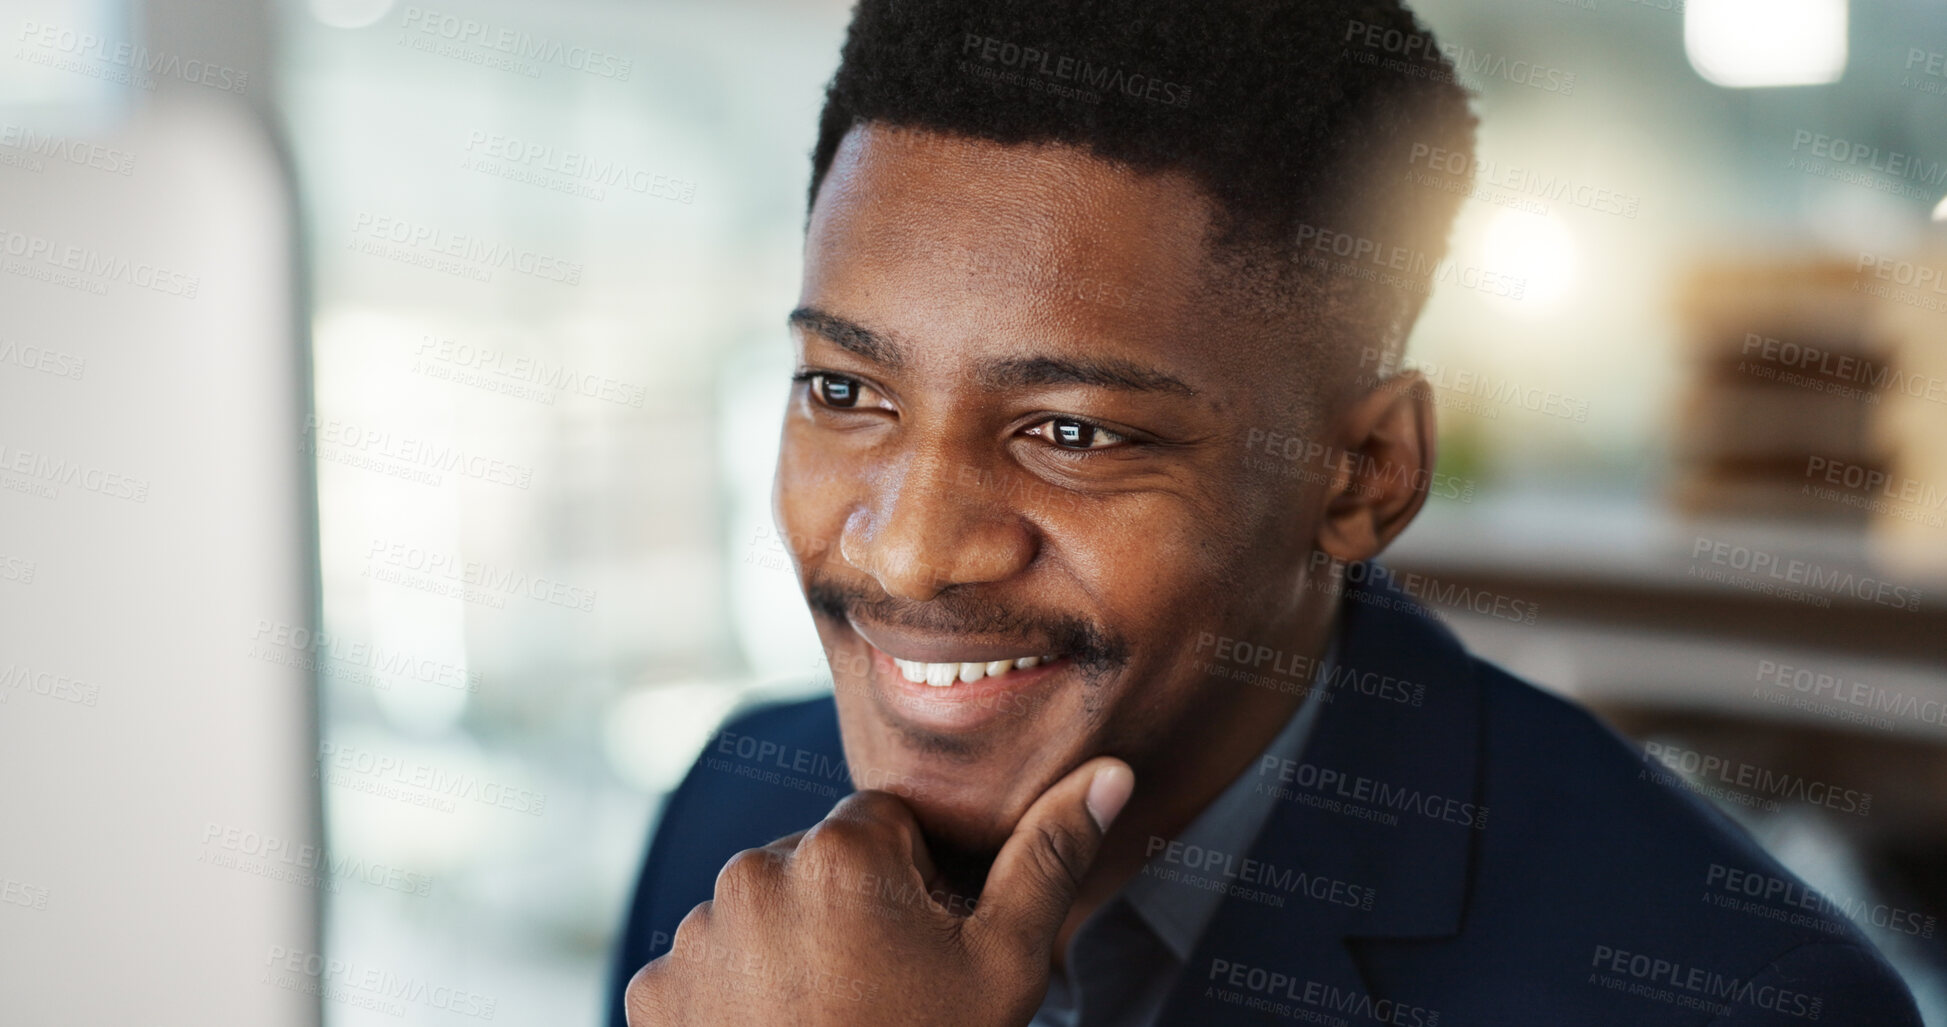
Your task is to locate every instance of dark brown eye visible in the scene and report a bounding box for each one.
[1028,417,1126,450]
[815,374,859,408]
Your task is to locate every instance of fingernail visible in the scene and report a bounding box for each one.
[1085,763,1134,833]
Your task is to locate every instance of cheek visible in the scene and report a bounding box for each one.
[1051,497,1249,614]
[1194,467,1316,590]
[775,425,855,564]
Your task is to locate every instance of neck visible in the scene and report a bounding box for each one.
[1048,603,1337,969]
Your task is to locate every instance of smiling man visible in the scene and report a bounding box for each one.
[609,1,1922,1024]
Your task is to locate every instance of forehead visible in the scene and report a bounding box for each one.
[801,124,1260,376]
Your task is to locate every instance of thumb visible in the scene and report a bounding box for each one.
[971,756,1135,954]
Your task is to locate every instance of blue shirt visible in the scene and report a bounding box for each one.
[1030,648,1334,1027]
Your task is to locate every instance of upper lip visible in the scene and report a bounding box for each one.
[848,617,1056,664]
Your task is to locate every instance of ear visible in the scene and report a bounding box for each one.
[1313,370,1436,564]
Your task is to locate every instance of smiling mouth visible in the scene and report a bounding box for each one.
[850,628,1076,737]
[847,614,1065,688]
[889,654,1057,688]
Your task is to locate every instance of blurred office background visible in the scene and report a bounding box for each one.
[4,0,1946,1022]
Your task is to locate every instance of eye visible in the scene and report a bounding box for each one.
[1025,417,1127,451]
[805,373,866,409]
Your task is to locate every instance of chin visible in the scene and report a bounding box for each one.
[840,713,1050,853]
[898,777,1036,894]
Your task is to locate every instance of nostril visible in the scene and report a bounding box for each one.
[840,476,1036,597]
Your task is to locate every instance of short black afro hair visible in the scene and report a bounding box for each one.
[808,0,1478,368]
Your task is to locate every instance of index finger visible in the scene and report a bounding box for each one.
[807,789,939,886]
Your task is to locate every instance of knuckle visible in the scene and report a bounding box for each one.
[828,795,907,835]
[840,789,906,816]
[799,815,878,860]
[671,899,713,948]
[623,962,674,1025]
[1029,821,1089,890]
[714,847,776,903]
[830,790,916,834]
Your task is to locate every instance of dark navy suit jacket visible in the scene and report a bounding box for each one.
[608,576,1921,1025]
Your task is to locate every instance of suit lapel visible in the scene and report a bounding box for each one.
[1159,573,1485,1023]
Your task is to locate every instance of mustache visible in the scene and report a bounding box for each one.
[805,576,1130,674]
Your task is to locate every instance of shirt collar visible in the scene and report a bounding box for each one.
[1117,640,1336,962]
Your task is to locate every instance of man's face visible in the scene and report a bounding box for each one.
[776,124,1338,859]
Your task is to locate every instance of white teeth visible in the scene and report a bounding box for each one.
[890,654,1055,687]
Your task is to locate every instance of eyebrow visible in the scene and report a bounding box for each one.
[787,306,1198,398]
[788,307,905,371]
[977,356,1198,397]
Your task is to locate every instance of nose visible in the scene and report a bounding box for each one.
[840,447,1036,602]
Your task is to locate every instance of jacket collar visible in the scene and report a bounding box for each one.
[1159,568,1485,1022]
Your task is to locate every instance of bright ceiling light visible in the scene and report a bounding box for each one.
[1686,0,1847,88]
[1932,195,1947,222]
[309,0,396,30]
[1482,210,1576,310]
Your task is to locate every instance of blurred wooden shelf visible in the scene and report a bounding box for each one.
[1386,491,1947,664]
